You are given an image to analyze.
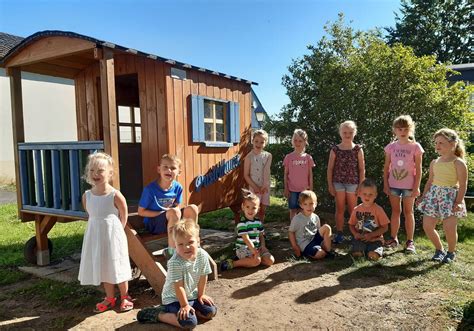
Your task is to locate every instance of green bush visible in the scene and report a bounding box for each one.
[267,14,474,212]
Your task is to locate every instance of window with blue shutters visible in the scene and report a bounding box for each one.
[191,95,240,147]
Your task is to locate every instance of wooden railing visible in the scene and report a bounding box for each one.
[18,141,104,219]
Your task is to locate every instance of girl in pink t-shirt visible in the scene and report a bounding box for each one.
[284,129,315,221]
[383,115,424,253]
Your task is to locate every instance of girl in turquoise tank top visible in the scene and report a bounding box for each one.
[418,128,468,263]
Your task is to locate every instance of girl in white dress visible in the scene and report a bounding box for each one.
[78,152,133,313]
[244,129,272,222]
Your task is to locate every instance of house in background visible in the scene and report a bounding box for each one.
[448,63,474,111]
[250,88,268,129]
[0,32,76,184]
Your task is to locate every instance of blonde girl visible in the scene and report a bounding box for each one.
[283,129,315,221]
[244,129,272,222]
[383,115,424,253]
[418,128,467,263]
[78,152,133,313]
[327,121,366,244]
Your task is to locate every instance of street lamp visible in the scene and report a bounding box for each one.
[254,107,265,123]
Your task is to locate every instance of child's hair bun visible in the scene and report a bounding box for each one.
[241,188,259,203]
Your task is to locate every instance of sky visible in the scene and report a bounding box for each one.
[0,0,401,117]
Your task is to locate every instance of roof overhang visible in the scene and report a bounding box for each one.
[1,30,258,84]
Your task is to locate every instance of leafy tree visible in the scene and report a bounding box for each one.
[268,14,473,211]
[385,0,473,63]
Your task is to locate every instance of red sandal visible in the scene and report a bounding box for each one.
[120,295,134,312]
[94,297,116,313]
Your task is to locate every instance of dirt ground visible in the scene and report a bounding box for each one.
[0,222,461,330]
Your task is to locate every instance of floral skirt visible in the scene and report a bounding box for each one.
[417,185,467,220]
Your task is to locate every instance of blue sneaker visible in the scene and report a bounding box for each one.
[442,251,456,264]
[431,249,446,262]
[220,259,234,271]
[333,233,344,244]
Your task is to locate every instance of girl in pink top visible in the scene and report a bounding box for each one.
[284,129,315,221]
[383,115,424,253]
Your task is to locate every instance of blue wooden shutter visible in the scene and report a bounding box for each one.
[227,101,240,143]
[191,95,205,142]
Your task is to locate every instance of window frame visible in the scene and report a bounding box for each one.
[117,105,141,144]
[203,99,227,143]
[191,95,240,147]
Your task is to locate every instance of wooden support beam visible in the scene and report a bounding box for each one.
[94,48,103,60]
[8,68,25,218]
[20,62,81,79]
[125,225,167,294]
[4,36,96,67]
[99,48,120,188]
[208,258,218,281]
[36,215,57,239]
[34,215,56,265]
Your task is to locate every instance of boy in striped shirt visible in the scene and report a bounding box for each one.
[137,220,216,328]
[220,190,274,271]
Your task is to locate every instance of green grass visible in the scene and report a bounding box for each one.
[0,204,86,265]
[199,207,235,231]
[339,214,474,326]
[0,203,99,310]
[0,203,86,285]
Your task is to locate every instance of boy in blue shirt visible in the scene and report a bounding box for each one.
[138,154,198,257]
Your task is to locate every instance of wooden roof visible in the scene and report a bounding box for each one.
[1,30,258,84]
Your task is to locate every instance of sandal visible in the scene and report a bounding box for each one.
[94,297,116,313]
[120,295,134,312]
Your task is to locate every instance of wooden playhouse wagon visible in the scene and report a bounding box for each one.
[2,30,257,292]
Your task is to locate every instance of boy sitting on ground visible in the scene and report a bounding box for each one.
[137,220,217,328]
[348,178,390,261]
[288,190,332,259]
[220,189,274,271]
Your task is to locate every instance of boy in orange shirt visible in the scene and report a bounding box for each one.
[349,179,390,261]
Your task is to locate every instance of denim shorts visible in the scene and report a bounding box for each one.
[351,239,383,257]
[302,231,324,257]
[389,188,412,197]
[333,182,358,193]
[288,191,301,210]
[164,300,217,328]
[144,208,185,235]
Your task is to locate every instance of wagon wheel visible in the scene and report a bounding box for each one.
[24,236,53,264]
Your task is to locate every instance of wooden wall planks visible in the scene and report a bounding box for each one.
[74,53,251,213]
